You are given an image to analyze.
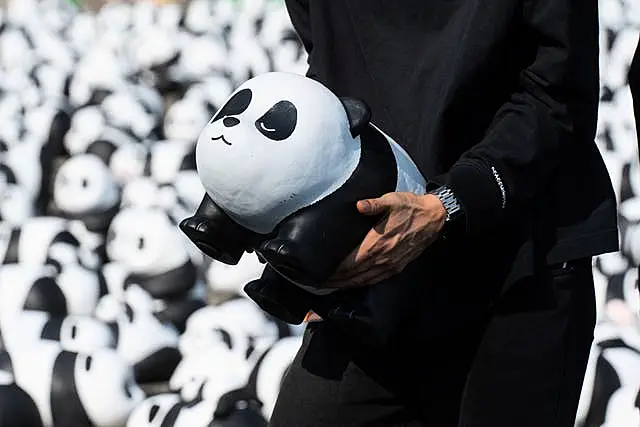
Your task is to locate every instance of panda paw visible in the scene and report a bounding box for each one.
[179,216,243,264]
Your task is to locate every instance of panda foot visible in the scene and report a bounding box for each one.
[244,279,310,325]
[179,216,243,264]
[258,239,329,287]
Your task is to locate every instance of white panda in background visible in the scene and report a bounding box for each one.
[51,153,122,234]
[172,34,229,84]
[0,167,34,226]
[126,393,182,427]
[126,388,267,427]
[64,106,109,155]
[246,335,303,420]
[0,264,108,327]
[163,96,212,145]
[0,26,36,72]
[179,298,286,365]
[27,24,75,72]
[128,26,181,93]
[0,216,102,269]
[1,311,115,354]
[206,252,266,296]
[0,91,24,145]
[66,48,129,109]
[94,285,182,384]
[69,127,148,187]
[2,341,144,427]
[602,269,640,329]
[184,74,235,114]
[106,206,198,300]
[63,11,97,56]
[576,323,640,427]
[95,1,133,36]
[182,0,234,35]
[169,343,250,401]
[258,8,308,74]
[1,137,43,204]
[100,90,160,141]
[620,196,640,265]
[600,385,640,427]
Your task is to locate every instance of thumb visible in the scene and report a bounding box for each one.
[357,197,388,215]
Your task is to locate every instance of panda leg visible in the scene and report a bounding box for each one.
[258,200,379,287]
[244,265,317,325]
[179,193,258,265]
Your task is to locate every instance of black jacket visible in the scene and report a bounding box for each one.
[285,0,618,285]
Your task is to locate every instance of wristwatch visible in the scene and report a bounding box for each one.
[428,185,464,223]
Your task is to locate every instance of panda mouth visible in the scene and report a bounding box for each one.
[211,135,232,146]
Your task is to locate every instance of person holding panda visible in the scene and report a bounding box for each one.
[269,1,620,427]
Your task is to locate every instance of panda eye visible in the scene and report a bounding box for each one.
[84,355,92,371]
[255,101,297,141]
[81,178,88,188]
[211,89,252,123]
[148,404,160,422]
[138,237,145,249]
[70,324,77,339]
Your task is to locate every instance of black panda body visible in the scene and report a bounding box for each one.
[0,383,44,427]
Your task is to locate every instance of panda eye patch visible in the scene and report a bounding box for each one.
[85,355,92,371]
[255,101,297,141]
[149,404,160,422]
[138,237,145,249]
[70,324,77,339]
[81,178,88,188]
[210,89,252,123]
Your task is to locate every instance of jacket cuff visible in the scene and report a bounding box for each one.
[427,159,506,236]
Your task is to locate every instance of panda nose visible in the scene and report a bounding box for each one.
[223,117,240,128]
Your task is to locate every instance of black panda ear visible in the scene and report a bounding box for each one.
[339,97,371,138]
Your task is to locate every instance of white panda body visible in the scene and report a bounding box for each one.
[196,72,426,235]
[253,336,303,420]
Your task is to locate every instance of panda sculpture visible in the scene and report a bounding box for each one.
[180,72,427,346]
[0,341,144,427]
[0,310,115,354]
[51,152,122,234]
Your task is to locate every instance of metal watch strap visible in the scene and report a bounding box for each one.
[428,185,462,222]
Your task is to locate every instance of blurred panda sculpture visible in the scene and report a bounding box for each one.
[181,72,427,346]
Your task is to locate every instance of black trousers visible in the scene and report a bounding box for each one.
[269,258,596,427]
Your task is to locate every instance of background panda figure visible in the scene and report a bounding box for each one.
[0,311,115,354]
[180,72,427,346]
[1,342,144,427]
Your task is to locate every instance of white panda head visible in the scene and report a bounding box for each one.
[164,96,212,144]
[106,206,189,275]
[195,72,366,234]
[53,153,121,216]
[75,347,146,426]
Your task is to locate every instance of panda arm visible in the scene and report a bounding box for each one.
[284,0,314,61]
[426,0,597,236]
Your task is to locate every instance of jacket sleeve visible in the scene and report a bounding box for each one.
[428,0,601,237]
[284,0,313,56]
